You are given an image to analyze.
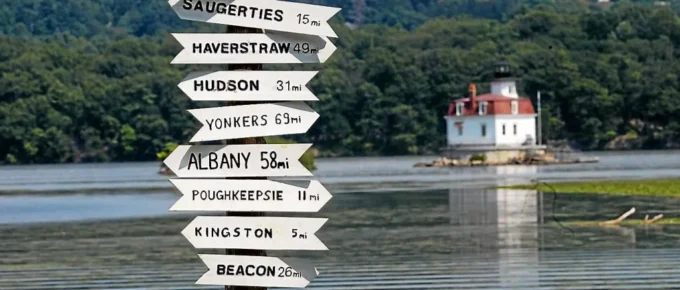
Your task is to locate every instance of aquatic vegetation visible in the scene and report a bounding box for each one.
[563,218,680,227]
[501,179,680,197]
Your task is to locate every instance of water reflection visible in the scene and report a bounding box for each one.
[448,187,541,288]
[442,186,669,287]
[448,188,541,247]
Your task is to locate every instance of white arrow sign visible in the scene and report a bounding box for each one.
[188,102,319,142]
[179,71,319,101]
[169,0,340,38]
[169,179,332,212]
[171,32,336,64]
[197,254,318,288]
[163,144,313,178]
[182,216,327,251]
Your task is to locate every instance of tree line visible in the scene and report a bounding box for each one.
[1,1,680,164]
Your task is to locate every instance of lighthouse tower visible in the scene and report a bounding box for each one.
[490,61,519,98]
[442,62,544,161]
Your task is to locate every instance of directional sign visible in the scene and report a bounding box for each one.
[163,144,313,178]
[188,102,319,142]
[197,254,318,288]
[168,0,340,38]
[179,71,319,102]
[169,179,332,212]
[182,216,327,251]
[171,32,336,64]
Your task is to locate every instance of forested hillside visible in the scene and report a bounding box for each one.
[0,0,639,37]
[1,1,680,164]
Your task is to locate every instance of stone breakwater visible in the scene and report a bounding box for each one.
[414,154,599,168]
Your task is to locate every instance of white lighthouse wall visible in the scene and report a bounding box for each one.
[491,81,519,98]
[445,116,497,146]
[494,115,537,146]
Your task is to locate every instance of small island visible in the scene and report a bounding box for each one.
[415,150,598,168]
[416,62,599,168]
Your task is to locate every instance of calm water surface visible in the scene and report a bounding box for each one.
[1,188,680,289]
[1,150,680,224]
[1,151,680,289]
[1,150,680,193]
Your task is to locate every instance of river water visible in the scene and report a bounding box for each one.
[1,150,680,224]
[1,151,680,289]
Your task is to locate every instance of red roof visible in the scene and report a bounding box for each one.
[455,94,516,102]
[447,94,535,116]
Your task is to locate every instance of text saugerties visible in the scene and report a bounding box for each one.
[181,0,284,22]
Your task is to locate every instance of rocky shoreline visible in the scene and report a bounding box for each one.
[414,154,599,168]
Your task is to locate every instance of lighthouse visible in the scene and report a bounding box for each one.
[442,62,545,162]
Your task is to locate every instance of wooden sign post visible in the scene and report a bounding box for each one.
[166,1,340,289]
[225,23,267,290]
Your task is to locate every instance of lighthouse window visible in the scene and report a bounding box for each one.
[513,124,517,135]
[456,102,464,116]
[502,124,506,135]
[481,124,487,137]
[479,102,488,115]
[511,101,518,115]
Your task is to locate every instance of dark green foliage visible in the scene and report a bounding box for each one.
[1,1,680,164]
[0,35,194,163]
[0,0,601,38]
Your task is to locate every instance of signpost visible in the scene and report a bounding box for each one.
[162,144,314,178]
[171,32,337,64]
[169,0,340,37]
[179,71,319,101]
[221,23,269,290]
[197,255,319,288]
[188,102,319,142]
[169,179,332,212]
[182,216,328,250]
[166,0,341,289]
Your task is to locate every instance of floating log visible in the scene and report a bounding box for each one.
[599,207,636,226]
[642,214,664,225]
